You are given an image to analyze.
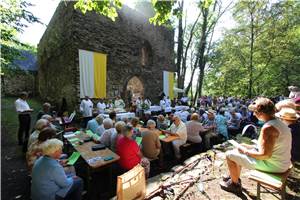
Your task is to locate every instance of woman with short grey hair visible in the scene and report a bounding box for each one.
[31,138,83,200]
[95,114,105,136]
[86,114,104,134]
[28,119,50,148]
[147,119,156,128]
[95,118,118,151]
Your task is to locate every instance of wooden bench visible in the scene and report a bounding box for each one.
[248,165,293,200]
[180,142,203,161]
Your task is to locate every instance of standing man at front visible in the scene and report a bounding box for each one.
[80,96,93,128]
[15,92,33,147]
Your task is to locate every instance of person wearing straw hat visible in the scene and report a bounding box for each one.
[276,107,300,162]
[220,97,292,194]
[275,99,296,111]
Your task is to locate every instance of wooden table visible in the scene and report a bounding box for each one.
[160,135,180,143]
[73,141,119,168]
[65,131,119,199]
[138,128,180,143]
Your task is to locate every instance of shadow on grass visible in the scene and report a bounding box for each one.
[1,96,42,200]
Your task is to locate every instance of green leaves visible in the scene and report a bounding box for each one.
[74,0,123,21]
[204,0,300,97]
[1,0,40,68]
[74,0,177,26]
[149,0,175,25]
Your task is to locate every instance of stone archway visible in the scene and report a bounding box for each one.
[126,76,144,103]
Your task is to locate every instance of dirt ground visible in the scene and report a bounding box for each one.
[1,126,31,200]
[146,149,300,200]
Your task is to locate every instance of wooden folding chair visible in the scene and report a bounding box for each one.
[116,164,146,200]
[249,165,293,200]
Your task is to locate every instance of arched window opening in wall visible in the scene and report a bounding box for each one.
[126,76,144,103]
[141,40,153,66]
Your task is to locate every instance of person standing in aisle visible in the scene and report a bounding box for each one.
[15,92,33,148]
[80,96,93,128]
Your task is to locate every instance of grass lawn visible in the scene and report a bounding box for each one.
[2,96,42,141]
[1,96,43,200]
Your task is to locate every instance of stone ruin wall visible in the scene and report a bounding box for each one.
[38,1,174,111]
[38,2,80,110]
[72,4,175,103]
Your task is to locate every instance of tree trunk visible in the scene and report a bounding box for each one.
[176,0,184,92]
[193,75,200,106]
[196,7,209,98]
[248,6,255,98]
[179,12,201,90]
[185,56,199,95]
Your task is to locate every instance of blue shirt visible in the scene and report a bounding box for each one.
[86,119,100,133]
[31,156,73,200]
[215,114,228,139]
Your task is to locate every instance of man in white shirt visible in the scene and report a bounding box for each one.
[114,96,125,110]
[144,97,152,108]
[80,96,93,127]
[160,98,166,110]
[135,97,142,117]
[97,99,106,114]
[80,96,93,117]
[167,115,187,159]
[15,92,33,146]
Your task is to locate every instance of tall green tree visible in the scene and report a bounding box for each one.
[190,0,232,104]
[204,0,300,97]
[1,0,40,68]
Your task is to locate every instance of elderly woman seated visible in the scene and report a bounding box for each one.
[31,138,83,200]
[86,114,104,135]
[95,118,116,148]
[220,97,292,194]
[41,114,61,130]
[28,119,50,148]
[186,113,207,144]
[27,127,56,172]
[116,125,150,177]
[36,102,52,121]
[141,120,161,160]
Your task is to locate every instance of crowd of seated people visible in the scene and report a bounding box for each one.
[21,91,300,199]
[23,112,82,199]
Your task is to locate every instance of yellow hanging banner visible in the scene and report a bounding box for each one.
[94,52,107,98]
